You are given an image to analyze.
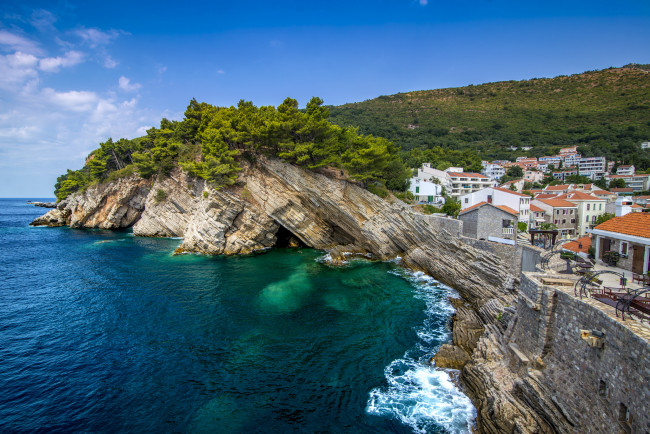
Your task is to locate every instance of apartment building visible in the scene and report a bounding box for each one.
[417,164,495,198]
[616,165,635,176]
[481,162,506,181]
[532,198,578,237]
[605,174,650,192]
[578,156,607,180]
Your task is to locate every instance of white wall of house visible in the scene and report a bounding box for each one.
[409,178,444,203]
[460,187,531,224]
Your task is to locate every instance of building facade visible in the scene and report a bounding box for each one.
[588,213,650,274]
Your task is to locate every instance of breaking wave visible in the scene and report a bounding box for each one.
[367,269,476,433]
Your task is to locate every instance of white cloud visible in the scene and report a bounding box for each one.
[216,69,225,74]
[0,30,43,55]
[30,9,58,33]
[419,0,428,5]
[41,88,98,112]
[103,55,118,68]
[39,50,84,72]
[74,27,123,47]
[118,76,142,92]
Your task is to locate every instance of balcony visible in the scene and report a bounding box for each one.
[503,227,514,236]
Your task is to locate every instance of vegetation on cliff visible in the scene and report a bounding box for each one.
[329,65,650,169]
[54,97,410,201]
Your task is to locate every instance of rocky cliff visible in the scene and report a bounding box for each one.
[32,156,562,432]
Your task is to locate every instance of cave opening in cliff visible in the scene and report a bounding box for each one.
[273,225,307,248]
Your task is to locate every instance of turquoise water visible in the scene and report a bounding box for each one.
[0,198,475,433]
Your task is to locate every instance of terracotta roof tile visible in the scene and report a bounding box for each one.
[594,213,650,238]
[544,184,571,191]
[460,201,487,213]
[564,236,591,254]
[535,194,559,200]
[496,205,519,216]
[610,188,634,193]
[538,199,578,208]
[530,205,545,212]
[556,192,604,201]
[592,190,613,195]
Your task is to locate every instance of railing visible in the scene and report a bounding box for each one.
[503,227,514,236]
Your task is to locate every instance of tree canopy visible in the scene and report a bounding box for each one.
[54,97,411,200]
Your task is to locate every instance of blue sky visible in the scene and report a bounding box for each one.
[1,0,649,197]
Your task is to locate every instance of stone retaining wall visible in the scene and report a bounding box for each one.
[509,272,650,432]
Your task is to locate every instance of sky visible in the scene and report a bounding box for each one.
[1,0,649,197]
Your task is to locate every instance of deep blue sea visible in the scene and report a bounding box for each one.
[0,198,475,433]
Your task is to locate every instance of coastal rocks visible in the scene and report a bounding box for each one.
[433,344,471,370]
[29,201,57,208]
[30,208,69,227]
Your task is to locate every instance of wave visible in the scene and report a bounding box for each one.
[367,268,476,433]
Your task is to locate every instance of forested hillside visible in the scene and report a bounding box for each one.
[54,98,410,201]
[329,64,650,169]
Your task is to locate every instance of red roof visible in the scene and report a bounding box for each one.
[537,199,578,208]
[460,201,487,213]
[544,184,571,191]
[459,201,519,217]
[448,172,488,179]
[594,213,650,238]
[610,188,634,193]
[535,194,559,200]
[592,190,613,195]
[564,236,591,254]
[493,186,529,197]
[530,204,545,212]
[556,192,604,201]
[496,205,519,216]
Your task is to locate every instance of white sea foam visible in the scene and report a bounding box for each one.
[367,359,476,433]
[367,267,476,433]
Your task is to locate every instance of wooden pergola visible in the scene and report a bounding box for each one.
[529,229,559,249]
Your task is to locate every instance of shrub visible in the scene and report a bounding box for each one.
[367,184,389,198]
[202,191,209,198]
[154,189,167,203]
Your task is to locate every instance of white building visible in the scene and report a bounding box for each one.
[562,153,582,168]
[481,162,506,181]
[578,156,607,180]
[641,142,650,150]
[605,174,650,192]
[523,170,544,184]
[616,165,635,176]
[417,163,495,198]
[408,178,444,204]
[460,186,531,225]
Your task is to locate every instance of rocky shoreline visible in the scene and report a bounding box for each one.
[31,157,567,432]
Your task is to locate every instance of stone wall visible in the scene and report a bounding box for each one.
[508,272,650,432]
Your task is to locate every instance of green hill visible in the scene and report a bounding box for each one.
[328,65,650,169]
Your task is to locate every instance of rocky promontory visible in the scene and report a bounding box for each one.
[31,156,565,432]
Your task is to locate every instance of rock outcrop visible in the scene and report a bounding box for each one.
[32,156,564,432]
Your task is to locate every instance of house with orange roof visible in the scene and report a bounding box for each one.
[563,236,591,257]
[587,213,650,274]
[531,198,578,237]
[555,191,607,236]
[458,202,519,245]
[460,186,531,226]
[591,189,616,202]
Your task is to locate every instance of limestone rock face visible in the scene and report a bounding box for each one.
[433,344,471,370]
[31,176,150,229]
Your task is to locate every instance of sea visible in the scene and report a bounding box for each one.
[0,198,476,433]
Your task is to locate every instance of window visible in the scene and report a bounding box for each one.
[592,216,596,224]
[586,216,589,223]
[599,204,602,210]
[416,186,419,193]
[587,204,590,211]
[562,219,566,224]
[464,198,468,203]
[621,242,628,256]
